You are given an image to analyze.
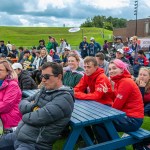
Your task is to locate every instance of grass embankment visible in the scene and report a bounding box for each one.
[0,26,112,48]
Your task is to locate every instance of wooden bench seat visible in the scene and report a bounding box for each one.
[127,128,150,140]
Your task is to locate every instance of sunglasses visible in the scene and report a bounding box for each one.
[40,74,55,80]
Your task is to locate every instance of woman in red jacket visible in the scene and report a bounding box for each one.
[94,59,144,143]
[136,67,150,116]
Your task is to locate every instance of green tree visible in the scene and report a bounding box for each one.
[80,15,127,29]
[81,18,93,27]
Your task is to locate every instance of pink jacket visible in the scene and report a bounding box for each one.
[0,79,22,129]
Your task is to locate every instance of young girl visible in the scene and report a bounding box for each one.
[94,59,144,143]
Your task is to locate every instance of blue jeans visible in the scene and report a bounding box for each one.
[0,132,52,150]
[93,116,143,142]
[145,103,150,116]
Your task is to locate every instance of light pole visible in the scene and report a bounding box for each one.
[81,28,83,40]
[103,22,105,39]
[134,0,138,36]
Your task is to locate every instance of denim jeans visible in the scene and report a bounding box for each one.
[93,116,143,143]
[145,103,150,116]
[0,132,52,150]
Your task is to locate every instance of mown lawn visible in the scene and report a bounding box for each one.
[0,26,112,48]
[53,116,150,150]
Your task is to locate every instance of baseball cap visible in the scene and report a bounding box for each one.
[117,49,124,54]
[64,46,71,51]
[90,37,95,41]
[115,36,122,41]
[130,37,133,41]
[12,63,23,70]
[50,49,55,55]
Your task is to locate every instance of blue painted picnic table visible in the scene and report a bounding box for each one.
[64,100,126,150]
[22,89,127,150]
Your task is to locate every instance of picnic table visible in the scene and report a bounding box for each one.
[22,89,150,150]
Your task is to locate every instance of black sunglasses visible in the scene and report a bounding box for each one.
[40,74,55,80]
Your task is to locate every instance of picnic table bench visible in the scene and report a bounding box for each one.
[22,89,150,150]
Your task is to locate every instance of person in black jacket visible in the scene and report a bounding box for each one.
[12,63,37,90]
[0,40,8,57]
[0,62,74,150]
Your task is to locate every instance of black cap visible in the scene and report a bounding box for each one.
[24,50,30,54]
[115,36,122,40]
[32,46,36,49]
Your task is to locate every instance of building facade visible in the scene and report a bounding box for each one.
[113,18,150,42]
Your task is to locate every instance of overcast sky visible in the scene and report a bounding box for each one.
[0,0,149,27]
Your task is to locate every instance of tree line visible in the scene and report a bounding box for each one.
[80,16,127,30]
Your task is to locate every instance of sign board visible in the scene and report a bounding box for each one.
[138,38,150,48]
[68,27,80,33]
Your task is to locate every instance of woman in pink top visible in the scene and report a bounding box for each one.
[0,60,22,133]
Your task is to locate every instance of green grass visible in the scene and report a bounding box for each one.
[0,27,112,48]
[53,116,150,150]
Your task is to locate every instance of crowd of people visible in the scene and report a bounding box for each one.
[0,35,149,150]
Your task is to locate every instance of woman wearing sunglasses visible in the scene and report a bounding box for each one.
[0,60,22,134]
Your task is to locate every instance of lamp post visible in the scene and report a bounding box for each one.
[103,22,105,39]
[81,28,83,40]
[134,0,138,36]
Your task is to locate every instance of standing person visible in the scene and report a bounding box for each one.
[88,37,101,56]
[136,67,150,116]
[74,56,113,106]
[18,47,24,63]
[59,38,67,54]
[94,59,144,143]
[51,37,59,53]
[46,36,53,54]
[0,40,8,57]
[63,54,84,88]
[129,35,141,60]
[12,63,37,90]
[79,36,88,58]
[37,39,45,50]
[114,36,124,50]
[0,62,74,150]
[103,40,109,54]
[0,60,22,133]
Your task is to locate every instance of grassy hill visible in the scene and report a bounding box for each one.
[0,26,113,48]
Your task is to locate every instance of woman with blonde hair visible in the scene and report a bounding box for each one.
[136,67,150,116]
[0,60,22,134]
[63,54,84,88]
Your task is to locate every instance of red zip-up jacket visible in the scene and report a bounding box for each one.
[111,70,144,118]
[74,68,113,105]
